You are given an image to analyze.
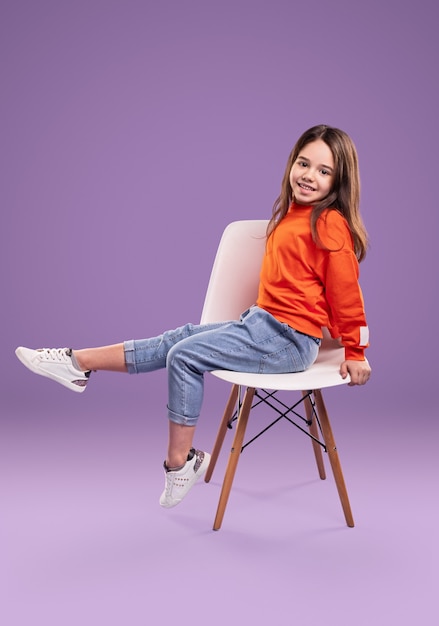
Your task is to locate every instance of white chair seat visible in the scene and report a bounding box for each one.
[211,343,348,391]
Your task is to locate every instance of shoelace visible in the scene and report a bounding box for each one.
[39,348,71,363]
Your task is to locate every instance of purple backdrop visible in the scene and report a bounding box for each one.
[1,1,437,625]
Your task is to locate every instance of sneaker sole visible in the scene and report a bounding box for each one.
[15,347,87,394]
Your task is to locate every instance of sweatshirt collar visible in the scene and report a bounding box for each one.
[289,201,313,212]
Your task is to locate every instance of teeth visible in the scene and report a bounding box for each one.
[299,183,314,191]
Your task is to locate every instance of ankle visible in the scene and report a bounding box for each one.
[166,448,195,470]
[165,455,187,470]
[71,350,87,372]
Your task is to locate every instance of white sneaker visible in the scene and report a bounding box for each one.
[159,449,210,508]
[15,347,91,393]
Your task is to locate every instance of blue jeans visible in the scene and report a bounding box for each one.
[124,306,320,426]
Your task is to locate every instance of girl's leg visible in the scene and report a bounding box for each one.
[73,344,127,372]
[166,306,320,428]
[74,323,228,374]
[166,422,196,468]
[14,322,225,397]
[158,306,320,507]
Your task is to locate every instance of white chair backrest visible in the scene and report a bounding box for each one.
[201,220,268,324]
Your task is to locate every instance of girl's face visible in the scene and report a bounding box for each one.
[289,139,335,205]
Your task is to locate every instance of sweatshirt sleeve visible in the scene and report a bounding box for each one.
[317,211,369,361]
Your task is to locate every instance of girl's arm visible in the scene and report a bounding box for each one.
[318,212,371,384]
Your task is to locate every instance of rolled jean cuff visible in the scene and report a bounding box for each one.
[167,405,199,427]
[123,340,138,374]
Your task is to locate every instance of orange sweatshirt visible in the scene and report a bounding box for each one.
[256,203,369,361]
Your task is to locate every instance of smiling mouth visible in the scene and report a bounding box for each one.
[298,183,315,192]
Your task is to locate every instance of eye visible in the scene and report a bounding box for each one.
[297,160,308,168]
[320,168,331,176]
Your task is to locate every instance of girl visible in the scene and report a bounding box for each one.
[15,124,371,509]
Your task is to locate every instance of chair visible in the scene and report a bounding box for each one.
[200,220,354,531]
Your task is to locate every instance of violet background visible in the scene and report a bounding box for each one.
[1,0,437,624]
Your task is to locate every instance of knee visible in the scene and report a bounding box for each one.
[167,343,188,369]
[167,342,200,373]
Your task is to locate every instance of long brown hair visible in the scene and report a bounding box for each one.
[267,125,368,261]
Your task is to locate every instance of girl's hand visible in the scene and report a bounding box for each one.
[340,359,371,386]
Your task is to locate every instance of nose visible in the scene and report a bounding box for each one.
[302,168,314,181]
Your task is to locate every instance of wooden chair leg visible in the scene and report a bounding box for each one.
[302,391,326,480]
[205,384,239,483]
[213,387,255,531]
[313,389,354,527]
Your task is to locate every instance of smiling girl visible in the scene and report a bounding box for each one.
[16,125,371,509]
